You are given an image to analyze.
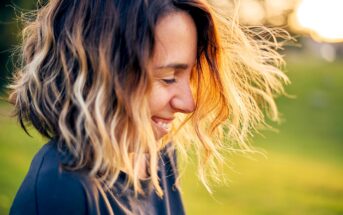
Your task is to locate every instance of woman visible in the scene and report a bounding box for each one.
[9,0,289,214]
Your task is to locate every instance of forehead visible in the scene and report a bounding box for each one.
[149,11,197,69]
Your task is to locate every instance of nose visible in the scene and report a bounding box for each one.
[170,80,195,113]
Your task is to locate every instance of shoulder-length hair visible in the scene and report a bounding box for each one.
[9,0,289,204]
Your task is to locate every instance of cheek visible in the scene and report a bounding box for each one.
[148,84,172,114]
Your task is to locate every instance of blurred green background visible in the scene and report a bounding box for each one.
[1,0,343,214]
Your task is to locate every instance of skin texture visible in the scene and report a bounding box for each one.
[147,11,197,140]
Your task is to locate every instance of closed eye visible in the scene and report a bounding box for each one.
[162,78,176,84]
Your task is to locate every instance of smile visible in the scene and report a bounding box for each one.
[151,116,174,135]
[156,121,170,130]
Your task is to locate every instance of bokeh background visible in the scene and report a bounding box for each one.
[1,0,342,214]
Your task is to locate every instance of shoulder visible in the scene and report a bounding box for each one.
[36,141,90,214]
[11,140,94,215]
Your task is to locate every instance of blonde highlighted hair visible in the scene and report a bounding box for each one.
[9,0,290,210]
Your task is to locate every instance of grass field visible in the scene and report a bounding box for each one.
[1,57,343,214]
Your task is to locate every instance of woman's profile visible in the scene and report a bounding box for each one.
[8,0,289,214]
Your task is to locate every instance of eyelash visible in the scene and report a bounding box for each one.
[162,78,176,84]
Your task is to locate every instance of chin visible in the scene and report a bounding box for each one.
[154,130,166,141]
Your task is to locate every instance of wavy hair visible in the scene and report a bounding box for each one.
[9,0,290,211]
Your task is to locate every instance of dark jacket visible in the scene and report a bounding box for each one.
[10,140,185,215]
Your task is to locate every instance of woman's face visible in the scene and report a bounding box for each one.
[147,11,197,140]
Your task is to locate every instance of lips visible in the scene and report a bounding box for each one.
[151,116,174,137]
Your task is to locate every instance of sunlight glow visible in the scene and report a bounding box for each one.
[295,0,343,42]
[239,0,265,25]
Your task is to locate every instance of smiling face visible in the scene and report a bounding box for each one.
[147,11,197,140]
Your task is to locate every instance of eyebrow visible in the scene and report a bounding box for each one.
[154,63,189,70]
